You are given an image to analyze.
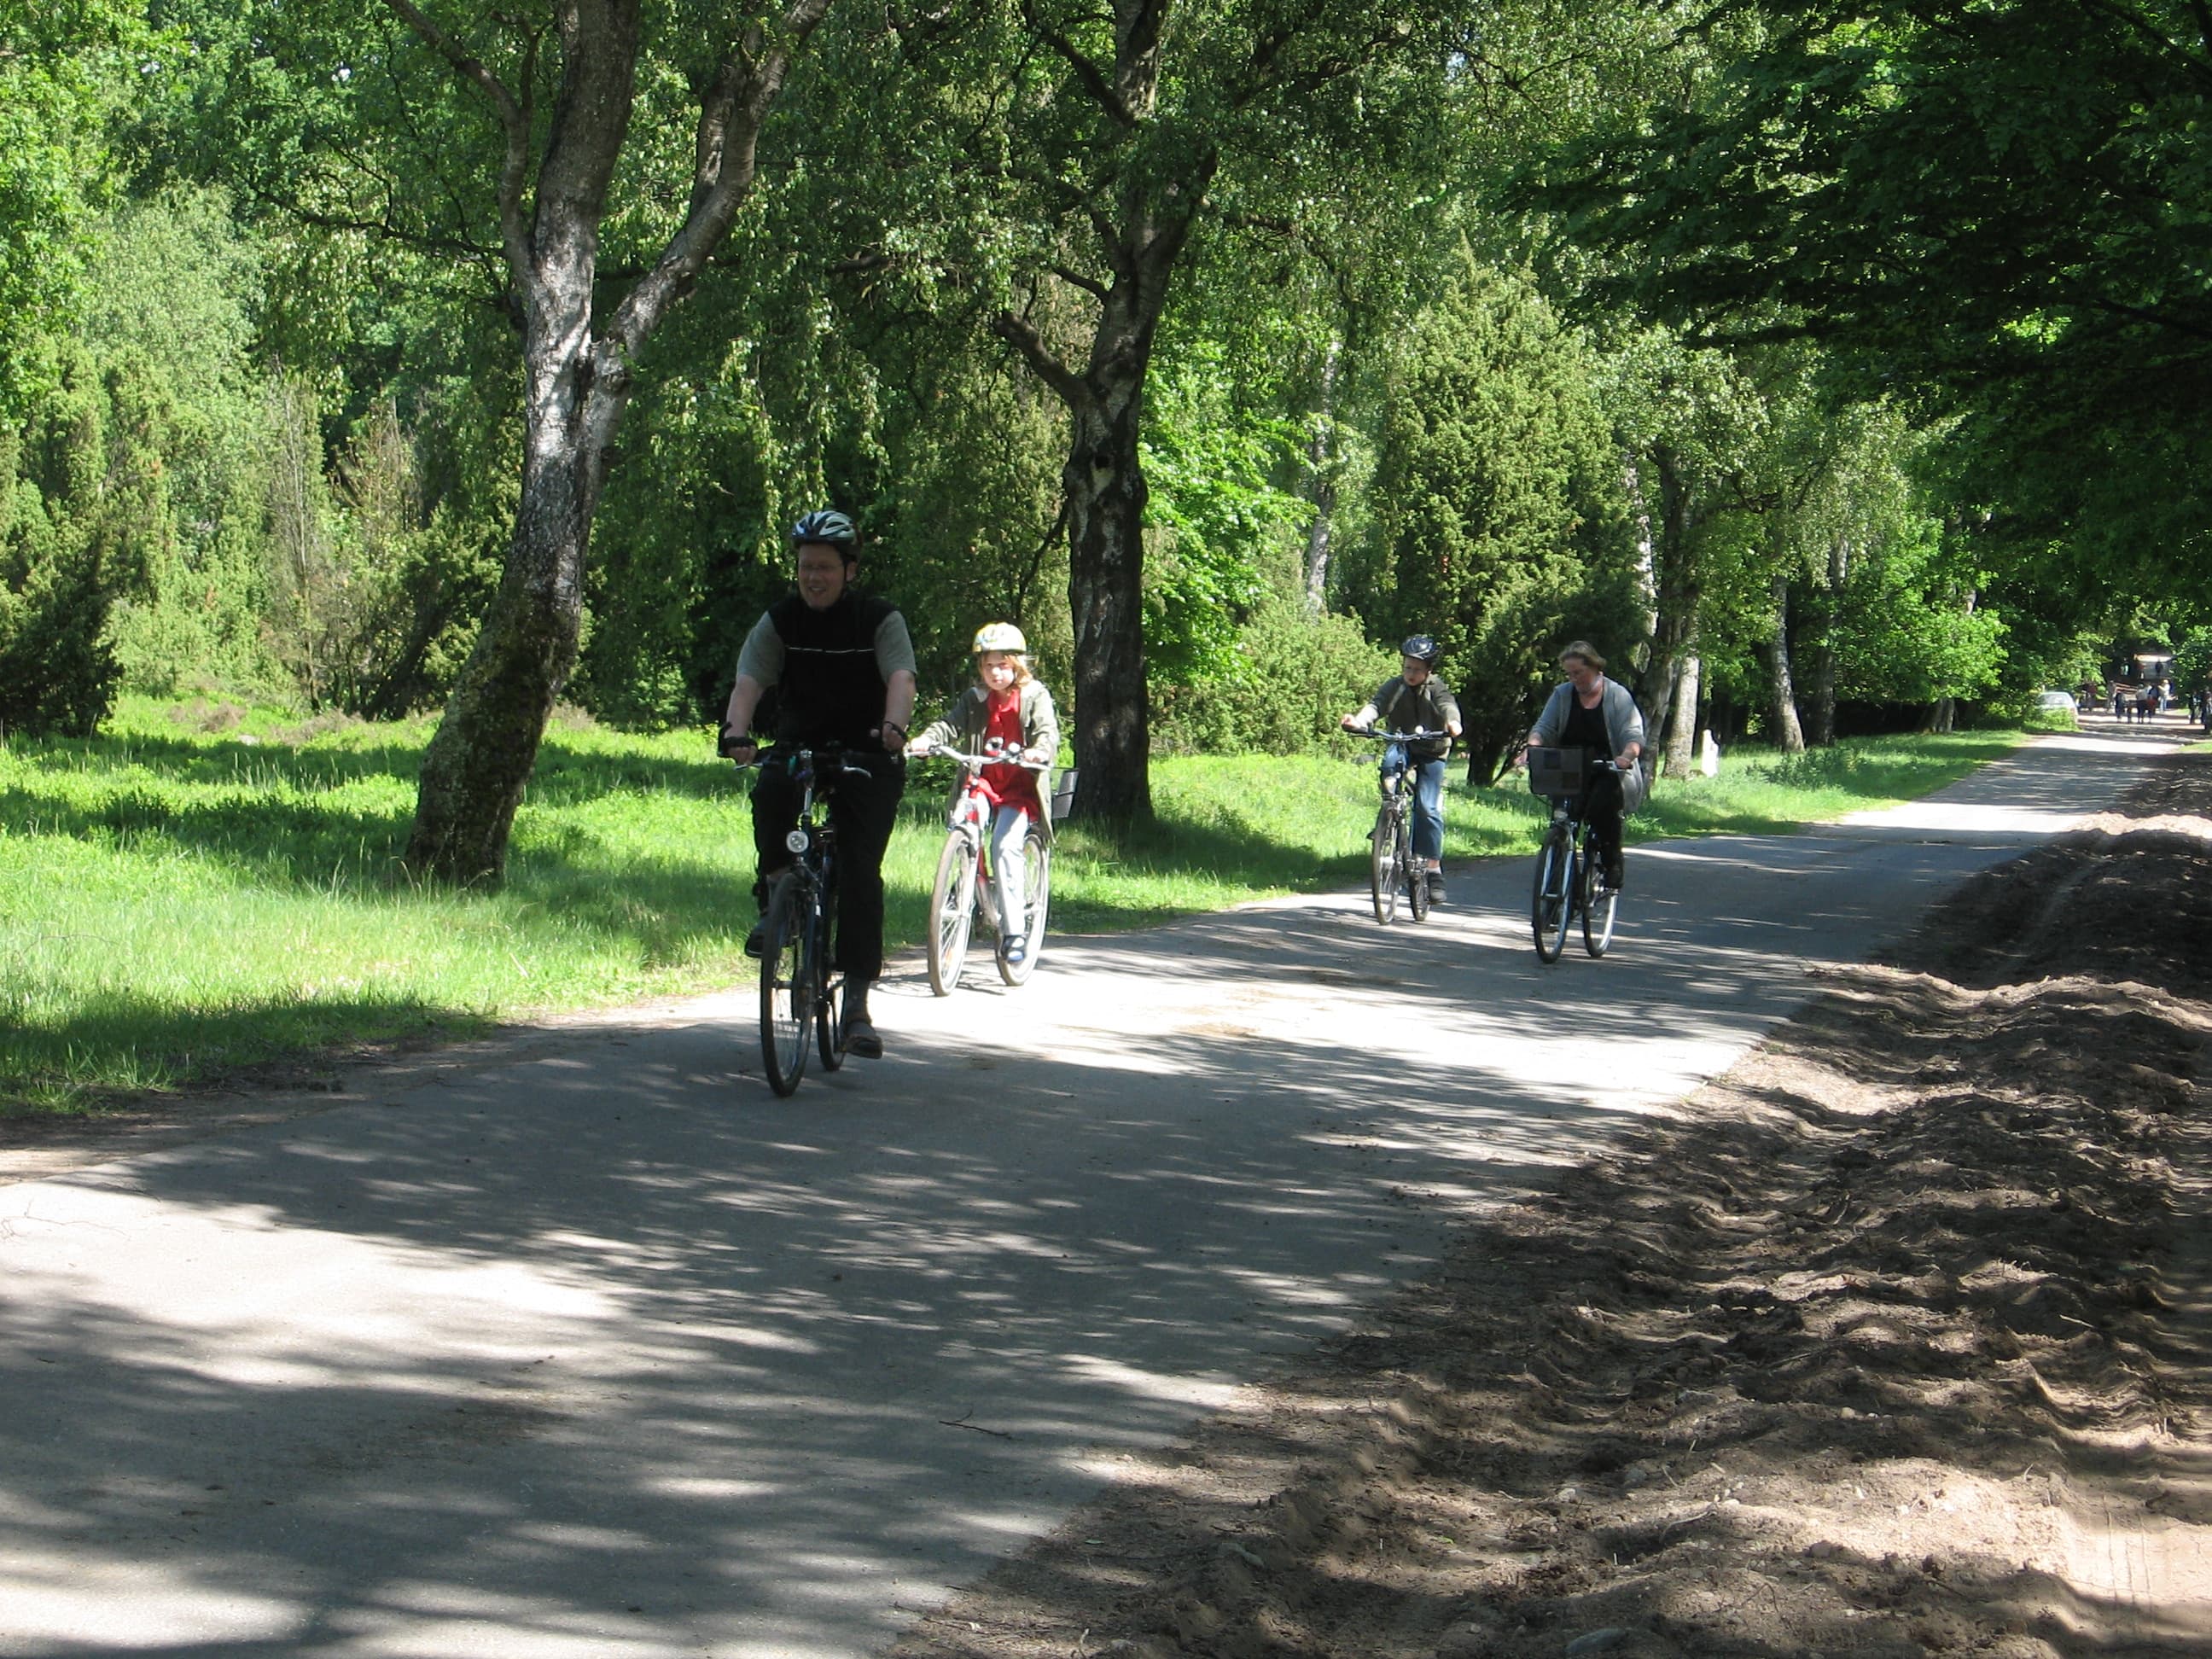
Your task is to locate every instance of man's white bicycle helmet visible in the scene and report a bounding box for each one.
[972,621,1027,654]
[790,509,858,551]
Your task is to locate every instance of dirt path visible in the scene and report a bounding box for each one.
[1,728,2194,1659]
[888,748,2212,1659]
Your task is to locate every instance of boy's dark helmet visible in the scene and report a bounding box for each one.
[1400,634,1440,665]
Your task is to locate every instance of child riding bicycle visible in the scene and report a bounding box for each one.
[906,624,1061,966]
[1341,634,1463,905]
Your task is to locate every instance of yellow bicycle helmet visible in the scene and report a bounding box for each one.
[971,622,1027,655]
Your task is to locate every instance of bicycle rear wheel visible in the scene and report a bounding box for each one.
[815,884,847,1068]
[927,831,978,995]
[1370,810,1400,924]
[1405,838,1430,922]
[759,877,811,1095]
[1582,848,1619,958]
[1530,824,1573,963]
[996,827,1051,986]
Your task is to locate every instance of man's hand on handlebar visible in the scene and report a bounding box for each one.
[719,726,758,763]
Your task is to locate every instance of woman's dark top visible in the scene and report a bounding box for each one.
[1561,693,1609,754]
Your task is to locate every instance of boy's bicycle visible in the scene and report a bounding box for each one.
[918,741,1052,994]
[1526,745,1622,963]
[1349,725,1448,925]
[744,745,866,1096]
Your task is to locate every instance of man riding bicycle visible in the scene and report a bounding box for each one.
[1341,635,1464,904]
[721,510,917,1059]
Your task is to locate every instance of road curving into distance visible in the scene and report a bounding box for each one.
[0,719,2189,1659]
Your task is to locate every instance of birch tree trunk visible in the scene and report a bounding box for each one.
[1807,531,1844,746]
[1639,444,1703,765]
[1302,336,1341,612]
[1763,571,1806,753]
[387,0,834,882]
[1664,650,1701,778]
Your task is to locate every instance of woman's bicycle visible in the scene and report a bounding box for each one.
[744,745,866,1096]
[917,741,1052,994]
[1350,726,1447,924]
[1526,745,1622,963]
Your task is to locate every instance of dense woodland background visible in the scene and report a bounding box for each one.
[6,0,2209,874]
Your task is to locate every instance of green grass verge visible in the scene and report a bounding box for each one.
[0,698,2025,1110]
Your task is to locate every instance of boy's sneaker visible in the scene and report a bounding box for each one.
[744,921,765,958]
[1601,850,1626,890]
[1004,934,1027,965]
[1425,871,1447,905]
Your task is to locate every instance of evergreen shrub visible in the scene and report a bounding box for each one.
[1150,593,1395,754]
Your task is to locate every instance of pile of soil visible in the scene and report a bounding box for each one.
[893,753,2212,1659]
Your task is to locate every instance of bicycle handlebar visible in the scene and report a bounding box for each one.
[916,743,1050,771]
[1524,743,1627,774]
[733,743,874,781]
[1347,725,1450,742]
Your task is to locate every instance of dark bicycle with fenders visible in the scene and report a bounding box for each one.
[739,744,866,1096]
[1526,744,1624,963]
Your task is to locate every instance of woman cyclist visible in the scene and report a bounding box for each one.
[1341,635,1463,905]
[906,624,1061,965]
[1520,641,1645,888]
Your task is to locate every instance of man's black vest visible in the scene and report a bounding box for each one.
[766,591,900,745]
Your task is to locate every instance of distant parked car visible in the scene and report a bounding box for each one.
[2034,690,2076,711]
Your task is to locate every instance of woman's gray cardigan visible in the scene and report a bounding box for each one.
[1531,677,1650,813]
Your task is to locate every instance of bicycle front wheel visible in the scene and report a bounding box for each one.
[760,877,812,1095]
[997,827,1051,986]
[928,831,979,996]
[1370,810,1400,924]
[1582,850,1619,958]
[1530,825,1573,963]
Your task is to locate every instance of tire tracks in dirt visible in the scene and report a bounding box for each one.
[889,749,2212,1659]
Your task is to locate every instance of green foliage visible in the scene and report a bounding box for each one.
[1829,521,2005,704]
[2172,626,2212,693]
[0,0,158,410]
[1534,0,2212,591]
[1357,258,1643,772]
[82,188,280,700]
[1141,346,1312,686]
[0,341,170,735]
[1150,591,1397,754]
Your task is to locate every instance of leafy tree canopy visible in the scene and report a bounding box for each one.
[0,0,160,409]
[1532,0,2212,585]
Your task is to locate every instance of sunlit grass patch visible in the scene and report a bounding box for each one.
[1628,731,2025,838]
[0,700,2032,1109]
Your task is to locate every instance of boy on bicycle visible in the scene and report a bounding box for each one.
[907,623,1061,965]
[1341,635,1463,904]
